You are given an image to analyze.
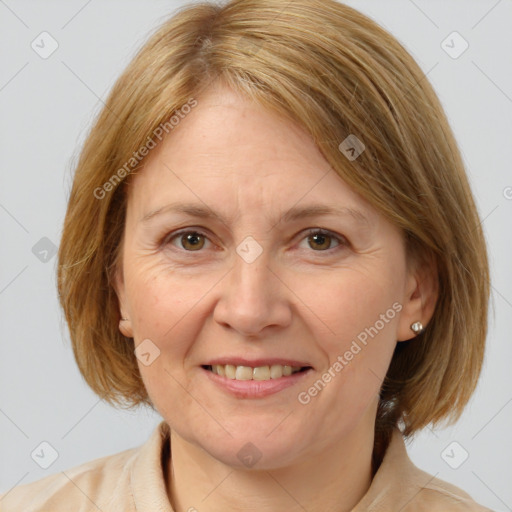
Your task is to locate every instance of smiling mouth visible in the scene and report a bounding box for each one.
[202,364,312,381]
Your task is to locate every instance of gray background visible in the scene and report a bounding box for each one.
[1,0,511,509]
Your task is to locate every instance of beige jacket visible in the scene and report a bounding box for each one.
[0,421,493,511]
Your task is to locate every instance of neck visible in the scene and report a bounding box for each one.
[167,404,377,512]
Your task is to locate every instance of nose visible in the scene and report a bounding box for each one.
[213,249,293,338]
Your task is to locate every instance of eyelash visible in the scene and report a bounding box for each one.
[161,228,348,255]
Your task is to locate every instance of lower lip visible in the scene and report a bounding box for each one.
[201,367,313,398]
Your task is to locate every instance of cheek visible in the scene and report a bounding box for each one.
[302,266,402,349]
[124,261,224,356]
[295,266,402,411]
[297,267,402,415]
[124,265,214,417]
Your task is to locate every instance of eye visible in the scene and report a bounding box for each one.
[299,229,346,252]
[166,230,210,251]
[163,228,347,254]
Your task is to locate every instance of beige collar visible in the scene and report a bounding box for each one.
[128,421,488,511]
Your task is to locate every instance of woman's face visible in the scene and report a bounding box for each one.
[115,84,422,469]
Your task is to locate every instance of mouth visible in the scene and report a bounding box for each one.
[201,362,314,399]
[201,363,312,381]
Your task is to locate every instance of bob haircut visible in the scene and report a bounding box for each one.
[57,0,489,460]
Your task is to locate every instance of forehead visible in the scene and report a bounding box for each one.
[126,85,375,222]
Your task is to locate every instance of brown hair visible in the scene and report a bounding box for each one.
[57,0,490,466]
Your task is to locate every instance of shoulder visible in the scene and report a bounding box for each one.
[413,472,495,511]
[0,445,139,512]
[358,429,495,512]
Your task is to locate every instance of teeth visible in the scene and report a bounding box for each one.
[253,366,270,380]
[225,364,236,379]
[270,365,283,379]
[210,364,304,380]
[235,366,253,380]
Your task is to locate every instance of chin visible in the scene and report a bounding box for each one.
[210,441,305,471]
[191,422,312,471]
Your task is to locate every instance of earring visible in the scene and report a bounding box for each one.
[410,321,423,334]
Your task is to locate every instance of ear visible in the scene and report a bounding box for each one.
[397,252,438,342]
[112,263,134,338]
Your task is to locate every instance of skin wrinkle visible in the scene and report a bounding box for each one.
[138,217,375,264]
[140,202,370,228]
[114,85,434,512]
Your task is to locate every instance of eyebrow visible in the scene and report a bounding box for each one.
[140,202,369,227]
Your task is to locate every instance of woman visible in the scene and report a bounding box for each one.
[1,0,492,510]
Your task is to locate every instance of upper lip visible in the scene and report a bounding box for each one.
[203,358,313,368]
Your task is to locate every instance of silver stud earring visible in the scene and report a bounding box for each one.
[410,321,423,334]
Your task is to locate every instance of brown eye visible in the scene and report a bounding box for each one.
[180,232,205,251]
[308,232,332,250]
[303,230,343,252]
